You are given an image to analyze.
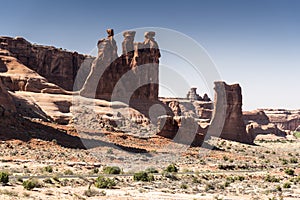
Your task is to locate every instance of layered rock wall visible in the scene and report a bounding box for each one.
[0,36,86,90]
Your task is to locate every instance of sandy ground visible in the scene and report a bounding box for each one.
[0,136,300,200]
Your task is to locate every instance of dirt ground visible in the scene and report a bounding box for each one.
[0,130,300,200]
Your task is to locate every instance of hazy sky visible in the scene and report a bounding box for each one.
[1,0,299,110]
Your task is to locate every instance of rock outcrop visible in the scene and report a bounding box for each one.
[243,110,270,125]
[0,78,16,116]
[262,109,300,131]
[0,51,68,94]
[186,87,211,102]
[80,30,160,102]
[0,36,87,90]
[212,81,253,144]
[159,81,254,145]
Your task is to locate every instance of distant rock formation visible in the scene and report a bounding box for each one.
[243,110,270,125]
[159,81,254,145]
[186,87,211,102]
[262,109,300,131]
[242,109,299,139]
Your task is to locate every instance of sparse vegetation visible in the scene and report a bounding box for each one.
[218,164,235,170]
[223,156,229,161]
[23,178,42,190]
[283,182,291,188]
[106,148,113,154]
[205,183,215,191]
[180,183,188,189]
[290,157,298,164]
[44,166,53,173]
[265,174,280,183]
[133,171,154,182]
[64,169,74,175]
[294,131,300,138]
[103,166,121,174]
[145,167,159,174]
[0,172,9,185]
[95,176,116,189]
[165,164,178,173]
[285,168,295,176]
[52,174,60,182]
[43,178,53,184]
[92,168,99,174]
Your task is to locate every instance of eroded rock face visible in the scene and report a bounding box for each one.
[0,53,68,94]
[157,115,179,138]
[262,109,300,131]
[0,36,87,90]
[80,29,160,102]
[243,110,270,125]
[156,116,206,146]
[245,122,286,138]
[213,81,253,144]
[0,78,16,116]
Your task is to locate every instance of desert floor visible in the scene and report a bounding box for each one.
[0,135,299,200]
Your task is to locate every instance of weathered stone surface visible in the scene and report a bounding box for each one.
[0,53,68,94]
[212,81,253,144]
[245,122,286,138]
[157,116,206,146]
[243,110,270,125]
[80,29,160,101]
[262,109,300,131]
[168,101,181,116]
[0,78,16,116]
[0,36,87,90]
[157,115,179,138]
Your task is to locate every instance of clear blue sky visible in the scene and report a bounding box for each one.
[1,0,299,110]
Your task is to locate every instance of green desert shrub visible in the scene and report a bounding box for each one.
[133,171,154,182]
[285,168,295,176]
[180,183,188,189]
[145,167,159,174]
[265,174,280,183]
[0,172,9,184]
[64,169,74,175]
[283,182,291,188]
[92,168,99,174]
[23,178,42,190]
[165,164,178,173]
[103,166,121,174]
[293,131,300,138]
[290,157,298,164]
[44,166,53,173]
[95,176,116,189]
